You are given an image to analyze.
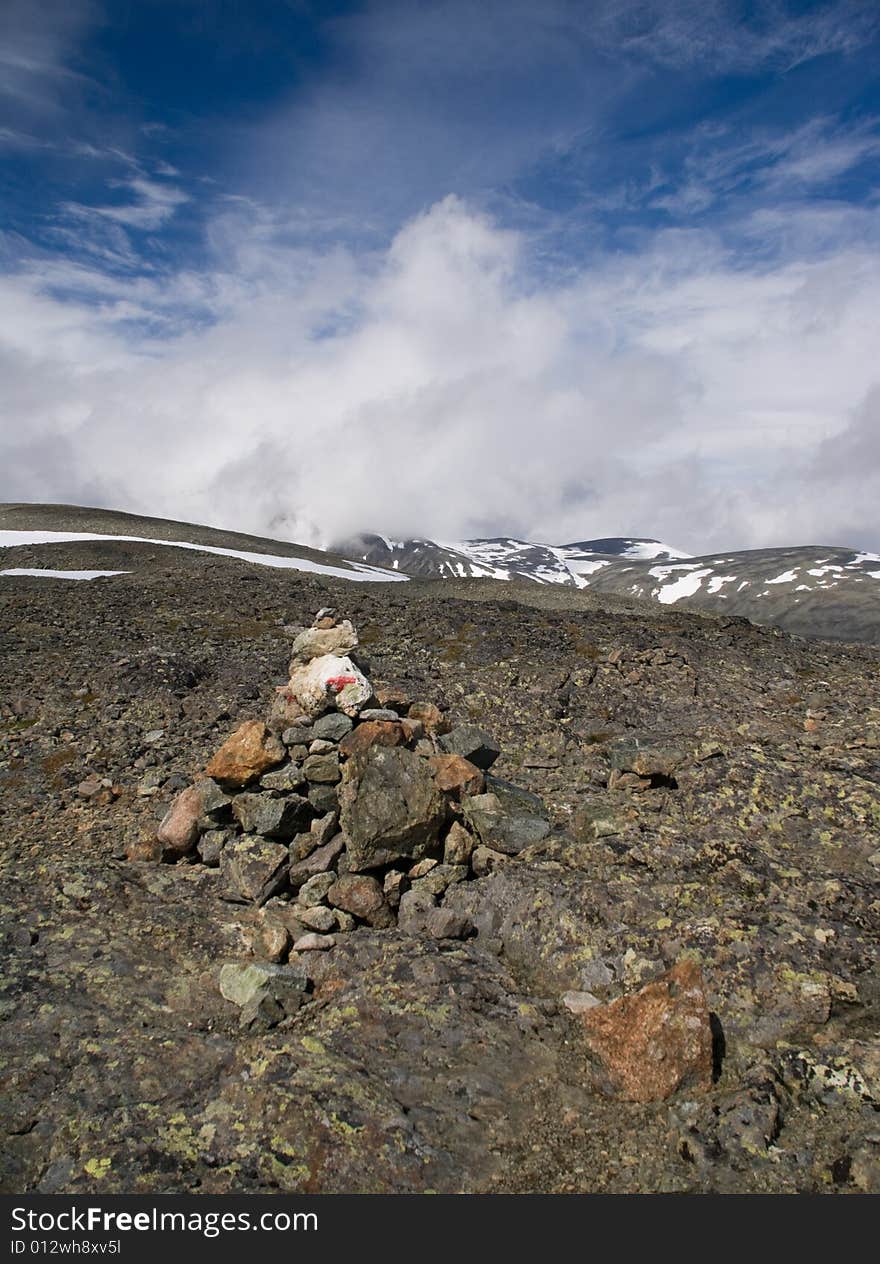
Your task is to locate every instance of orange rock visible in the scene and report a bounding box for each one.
[205,720,285,788]
[339,720,406,758]
[407,701,450,736]
[577,959,714,1102]
[428,753,485,797]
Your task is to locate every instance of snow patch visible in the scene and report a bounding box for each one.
[1,568,129,581]
[655,568,713,604]
[0,531,408,584]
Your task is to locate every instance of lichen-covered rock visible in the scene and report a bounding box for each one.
[220,835,290,904]
[339,746,447,871]
[312,712,354,742]
[302,751,341,784]
[232,791,311,838]
[576,959,714,1103]
[205,721,286,788]
[461,777,550,854]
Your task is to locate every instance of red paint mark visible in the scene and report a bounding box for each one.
[327,674,357,692]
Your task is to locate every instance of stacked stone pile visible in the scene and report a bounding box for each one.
[135,609,551,957]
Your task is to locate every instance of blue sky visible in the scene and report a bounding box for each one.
[1,0,879,550]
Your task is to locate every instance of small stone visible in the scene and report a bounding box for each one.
[196,779,233,825]
[470,846,511,877]
[308,738,336,755]
[562,991,601,1014]
[292,933,336,952]
[409,858,439,879]
[407,701,451,735]
[327,874,393,927]
[334,910,356,932]
[313,713,353,742]
[219,962,308,1011]
[232,791,312,839]
[423,908,473,940]
[197,828,232,867]
[339,721,406,759]
[125,836,164,863]
[205,721,286,788]
[260,764,306,793]
[411,864,467,898]
[375,684,410,710]
[428,753,485,797]
[219,962,275,1007]
[383,869,409,909]
[308,783,339,814]
[76,775,103,799]
[281,725,314,747]
[358,708,400,722]
[438,725,501,770]
[297,871,337,906]
[257,922,291,963]
[400,717,424,743]
[143,729,165,744]
[267,689,311,734]
[297,905,337,932]
[303,751,341,784]
[578,959,714,1103]
[444,821,476,866]
[288,833,346,888]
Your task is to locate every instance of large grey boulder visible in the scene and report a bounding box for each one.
[339,745,447,871]
[461,776,550,855]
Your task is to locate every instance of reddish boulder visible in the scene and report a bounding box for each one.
[577,959,714,1103]
[156,783,205,857]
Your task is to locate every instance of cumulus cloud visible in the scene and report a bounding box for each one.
[1,194,879,553]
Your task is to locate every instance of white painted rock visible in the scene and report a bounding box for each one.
[287,653,372,718]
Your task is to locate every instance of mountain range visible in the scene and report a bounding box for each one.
[0,505,878,644]
[337,532,880,644]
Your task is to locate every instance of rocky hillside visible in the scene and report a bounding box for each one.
[1,540,879,1195]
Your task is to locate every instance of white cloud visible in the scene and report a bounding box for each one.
[2,194,880,553]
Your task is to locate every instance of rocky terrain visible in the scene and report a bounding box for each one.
[1,507,880,1195]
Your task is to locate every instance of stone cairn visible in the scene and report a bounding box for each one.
[137,610,716,1096]
[140,606,550,953]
